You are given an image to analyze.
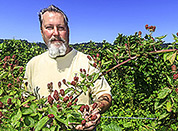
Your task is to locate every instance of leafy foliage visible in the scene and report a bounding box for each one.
[0,25,178,130]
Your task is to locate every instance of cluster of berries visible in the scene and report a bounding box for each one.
[79,102,98,126]
[145,24,156,32]
[0,98,12,123]
[87,53,101,68]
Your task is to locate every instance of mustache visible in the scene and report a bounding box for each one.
[49,37,66,43]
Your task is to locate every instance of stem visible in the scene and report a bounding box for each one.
[102,48,178,75]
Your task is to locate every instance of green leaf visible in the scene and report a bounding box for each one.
[34,116,49,131]
[11,108,22,126]
[158,87,172,99]
[155,35,167,40]
[167,52,176,64]
[166,101,172,112]
[166,75,174,87]
[24,116,35,127]
[0,89,3,95]
[158,112,169,120]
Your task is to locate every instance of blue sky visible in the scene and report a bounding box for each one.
[0,0,178,44]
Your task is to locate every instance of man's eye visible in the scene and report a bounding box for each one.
[46,26,53,30]
[58,26,65,31]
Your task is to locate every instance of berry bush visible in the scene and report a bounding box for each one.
[0,25,178,130]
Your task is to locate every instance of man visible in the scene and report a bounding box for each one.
[24,5,112,130]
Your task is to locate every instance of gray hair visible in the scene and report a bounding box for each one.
[38,5,69,28]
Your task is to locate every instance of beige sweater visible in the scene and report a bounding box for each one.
[24,49,111,105]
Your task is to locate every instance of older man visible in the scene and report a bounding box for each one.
[25,5,112,130]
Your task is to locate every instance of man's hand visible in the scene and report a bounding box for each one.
[75,103,101,130]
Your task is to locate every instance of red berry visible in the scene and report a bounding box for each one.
[81,120,86,126]
[87,55,92,60]
[69,95,73,99]
[57,104,60,108]
[172,65,176,71]
[71,81,76,86]
[96,53,99,58]
[80,68,83,72]
[83,69,86,73]
[0,111,3,117]
[145,24,148,29]
[67,102,72,107]
[138,31,142,35]
[176,32,178,36]
[74,98,78,103]
[7,83,12,88]
[74,76,79,82]
[48,95,54,105]
[80,105,85,113]
[12,55,16,59]
[93,63,97,68]
[7,98,12,105]
[175,88,178,93]
[90,114,97,120]
[60,89,65,96]
[0,101,3,108]
[92,103,98,110]
[63,96,69,103]
[53,90,59,101]
[85,105,90,112]
[19,67,23,72]
[173,74,178,79]
[48,114,54,118]
[58,81,61,87]
[62,79,66,84]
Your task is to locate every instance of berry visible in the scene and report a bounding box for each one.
[57,104,60,108]
[80,68,83,72]
[173,74,178,79]
[83,69,86,73]
[7,98,12,105]
[19,67,23,72]
[175,88,178,93]
[176,32,178,36]
[0,101,3,108]
[81,120,86,126]
[48,95,54,105]
[63,96,69,103]
[172,65,176,71]
[138,31,142,35]
[60,89,65,96]
[93,63,97,68]
[90,114,97,121]
[53,90,59,101]
[48,114,54,118]
[12,55,16,59]
[67,102,72,107]
[74,76,79,82]
[80,105,85,113]
[85,105,90,112]
[87,55,92,60]
[96,53,99,58]
[71,81,76,86]
[69,95,73,99]
[74,98,78,103]
[62,79,66,84]
[7,83,12,88]
[0,111,3,117]
[145,24,148,29]
[92,103,98,110]
[58,81,61,87]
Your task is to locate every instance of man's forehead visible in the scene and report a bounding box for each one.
[42,11,63,18]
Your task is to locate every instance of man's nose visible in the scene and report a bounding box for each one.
[53,27,59,36]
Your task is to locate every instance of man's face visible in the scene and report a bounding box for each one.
[41,11,69,57]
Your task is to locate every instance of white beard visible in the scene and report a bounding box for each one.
[47,37,67,58]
